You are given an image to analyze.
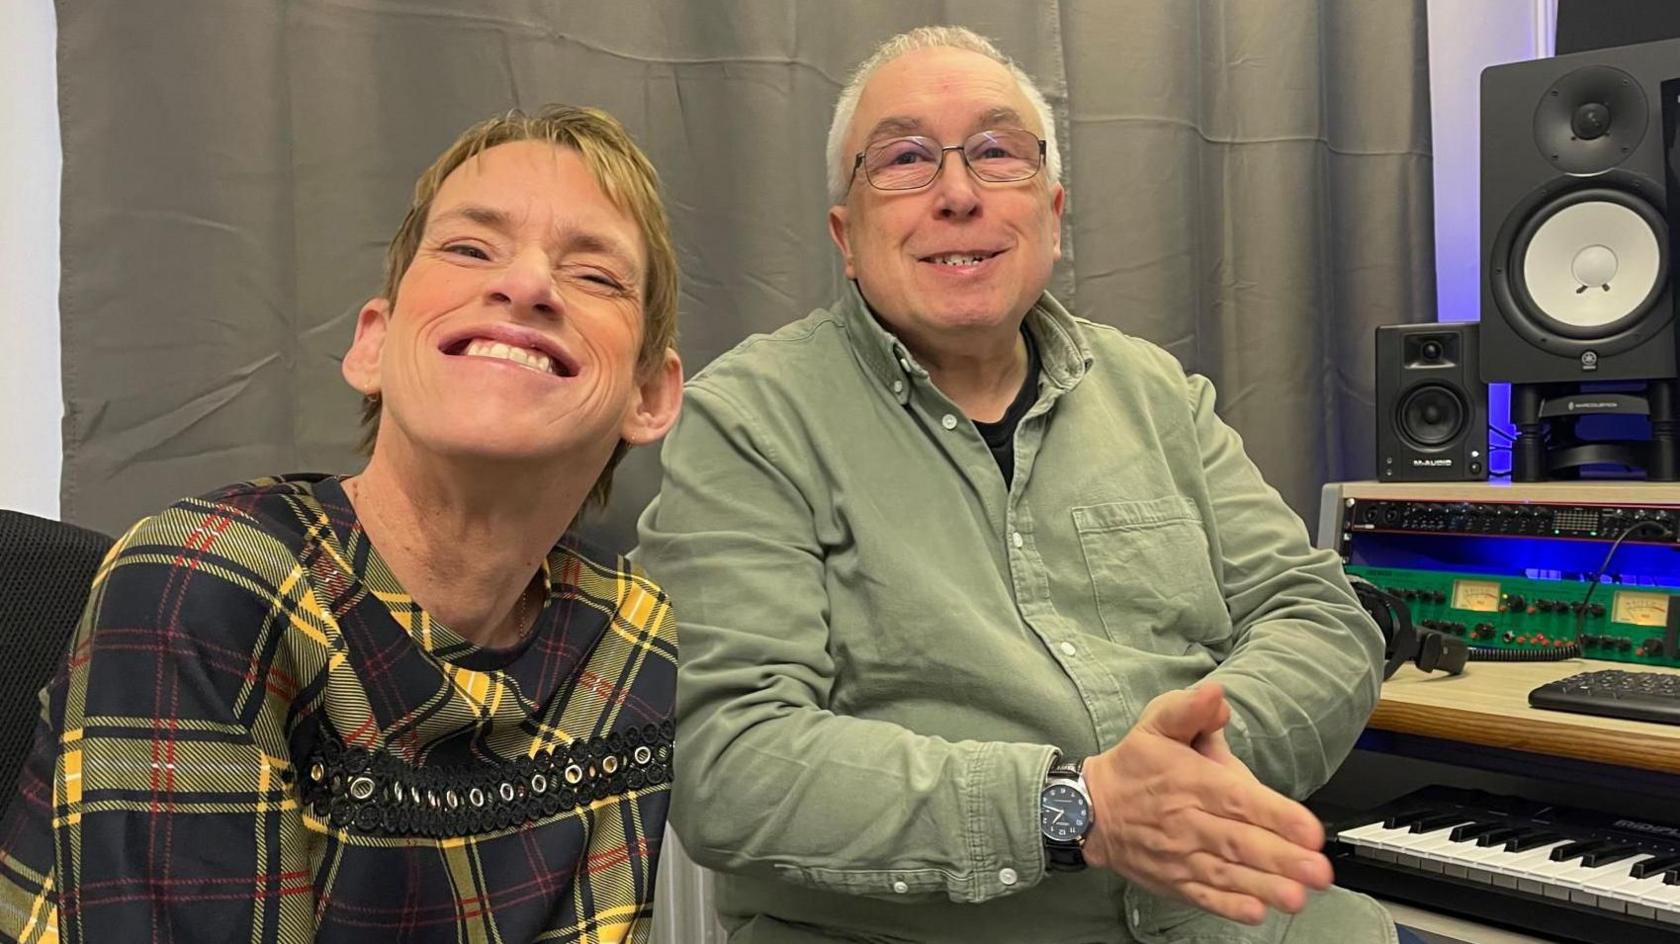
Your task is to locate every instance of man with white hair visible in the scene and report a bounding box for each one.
[638,26,1396,943]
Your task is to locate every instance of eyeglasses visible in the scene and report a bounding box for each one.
[850,128,1046,192]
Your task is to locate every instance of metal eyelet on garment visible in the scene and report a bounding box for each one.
[297,725,674,839]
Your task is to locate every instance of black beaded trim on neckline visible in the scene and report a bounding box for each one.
[298,721,674,838]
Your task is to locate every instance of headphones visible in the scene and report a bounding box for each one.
[1349,576,1469,679]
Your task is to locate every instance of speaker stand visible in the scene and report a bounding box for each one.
[1511,380,1679,481]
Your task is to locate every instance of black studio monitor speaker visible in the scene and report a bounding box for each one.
[1480,38,1680,385]
[1376,323,1489,481]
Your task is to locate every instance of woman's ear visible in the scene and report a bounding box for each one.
[342,298,392,396]
[620,348,685,446]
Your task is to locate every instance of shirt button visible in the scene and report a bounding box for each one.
[941,414,959,430]
[998,867,1018,886]
[1011,531,1024,548]
[898,357,913,373]
[1129,906,1141,926]
[1059,641,1077,657]
[892,879,909,894]
[892,380,905,395]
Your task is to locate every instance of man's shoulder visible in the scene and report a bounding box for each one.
[687,304,854,397]
[1061,312,1192,394]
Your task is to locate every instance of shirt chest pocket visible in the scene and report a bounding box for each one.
[1072,496,1231,654]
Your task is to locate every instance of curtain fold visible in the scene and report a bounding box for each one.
[57,0,1433,549]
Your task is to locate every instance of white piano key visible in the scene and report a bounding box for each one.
[1536,850,1619,904]
[1558,854,1637,908]
[1633,878,1680,921]
[1488,840,1571,878]
[1340,824,1408,864]
[1496,842,1575,894]
[1368,825,1428,864]
[1591,855,1680,917]
[1390,830,1477,874]
[1650,886,1680,926]
[1455,841,1521,885]
[1522,855,1586,901]
[1427,835,1501,880]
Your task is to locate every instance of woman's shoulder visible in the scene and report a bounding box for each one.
[111,474,341,592]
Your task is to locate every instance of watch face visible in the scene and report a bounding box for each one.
[1040,783,1091,842]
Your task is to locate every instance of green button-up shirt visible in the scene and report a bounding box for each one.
[636,286,1390,943]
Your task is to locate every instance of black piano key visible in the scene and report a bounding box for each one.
[1665,869,1680,886]
[1548,839,1608,862]
[1505,830,1566,853]
[1631,853,1680,878]
[1408,811,1472,834]
[1383,808,1432,830]
[1475,827,1522,847]
[1579,844,1640,868]
[1448,821,1502,842]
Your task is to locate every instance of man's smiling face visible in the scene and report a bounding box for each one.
[828,46,1064,347]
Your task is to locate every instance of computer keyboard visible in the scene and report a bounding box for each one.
[1529,669,1680,726]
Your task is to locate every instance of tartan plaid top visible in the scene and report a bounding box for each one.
[0,475,678,944]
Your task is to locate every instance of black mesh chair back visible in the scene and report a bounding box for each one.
[0,511,114,794]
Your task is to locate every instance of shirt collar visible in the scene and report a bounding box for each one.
[835,280,1095,404]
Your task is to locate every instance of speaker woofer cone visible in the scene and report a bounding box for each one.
[1512,187,1666,337]
[1488,172,1673,358]
[1397,384,1468,449]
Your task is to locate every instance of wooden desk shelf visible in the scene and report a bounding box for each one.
[1372,659,1680,776]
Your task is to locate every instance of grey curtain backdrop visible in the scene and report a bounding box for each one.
[56,0,1435,551]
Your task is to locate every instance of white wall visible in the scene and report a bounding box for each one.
[0,0,62,519]
[1426,0,1555,325]
[1426,0,1554,473]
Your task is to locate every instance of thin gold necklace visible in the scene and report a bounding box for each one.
[507,571,542,645]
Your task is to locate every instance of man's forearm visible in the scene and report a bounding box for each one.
[672,673,1056,903]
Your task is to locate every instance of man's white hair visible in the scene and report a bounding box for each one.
[826,25,1062,205]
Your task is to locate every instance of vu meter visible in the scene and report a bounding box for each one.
[1452,579,1502,613]
[1613,591,1671,628]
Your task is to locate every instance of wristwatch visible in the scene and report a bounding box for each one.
[1039,755,1092,871]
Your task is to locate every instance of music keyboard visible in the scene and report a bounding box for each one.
[1330,787,1680,942]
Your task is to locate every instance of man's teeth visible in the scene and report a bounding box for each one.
[929,253,988,266]
[463,338,555,374]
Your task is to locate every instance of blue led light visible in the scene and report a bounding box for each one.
[1349,532,1680,589]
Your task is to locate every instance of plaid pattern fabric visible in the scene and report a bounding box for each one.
[0,475,677,943]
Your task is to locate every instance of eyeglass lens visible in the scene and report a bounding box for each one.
[863,129,1041,190]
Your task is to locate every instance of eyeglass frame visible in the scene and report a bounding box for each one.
[846,129,1048,194]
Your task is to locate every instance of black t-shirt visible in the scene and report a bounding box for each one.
[971,327,1041,484]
